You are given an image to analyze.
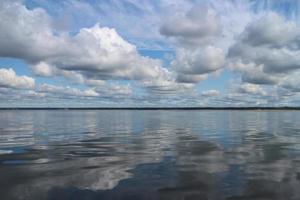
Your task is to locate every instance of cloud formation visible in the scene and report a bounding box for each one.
[160,5,220,47]
[0,68,35,90]
[201,90,220,97]
[229,13,300,74]
[172,46,225,76]
[2,0,300,106]
[0,1,169,83]
[159,5,226,84]
[0,0,199,102]
[227,12,300,104]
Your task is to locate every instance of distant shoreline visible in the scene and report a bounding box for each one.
[1,107,300,110]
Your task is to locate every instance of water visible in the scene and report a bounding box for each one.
[0,110,299,200]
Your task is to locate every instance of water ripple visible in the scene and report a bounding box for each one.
[0,110,299,200]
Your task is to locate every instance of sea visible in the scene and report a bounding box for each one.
[0,110,299,200]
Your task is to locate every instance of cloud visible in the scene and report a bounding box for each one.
[49,0,189,50]
[3,0,300,106]
[229,13,300,78]
[172,46,225,80]
[214,79,282,106]
[227,12,300,103]
[159,5,226,84]
[49,23,170,82]
[143,79,194,96]
[35,81,134,100]
[94,83,133,97]
[0,0,192,101]
[0,0,61,63]
[30,62,55,77]
[175,73,207,84]
[251,0,300,23]
[159,0,260,86]
[160,5,220,47]
[0,1,170,84]
[280,71,300,92]
[0,67,135,104]
[201,90,220,97]
[0,0,204,105]
[0,68,35,90]
[37,84,99,98]
[237,83,267,96]
[239,13,298,47]
[229,61,280,85]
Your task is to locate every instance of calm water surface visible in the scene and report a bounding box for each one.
[0,110,300,200]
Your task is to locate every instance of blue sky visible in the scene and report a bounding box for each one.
[1,0,300,107]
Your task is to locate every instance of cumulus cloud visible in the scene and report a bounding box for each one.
[0,0,203,104]
[172,46,225,81]
[160,5,220,47]
[0,67,135,104]
[229,13,300,81]
[163,0,260,86]
[239,13,299,47]
[0,0,63,63]
[159,4,229,84]
[49,24,167,81]
[30,62,55,77]
[0,1,169,84]
[229,61,280,85]
[0,68,35,90]
[226,12,300,103]
[3,0,300,106]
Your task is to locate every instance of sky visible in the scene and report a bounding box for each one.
[1,0,300,107]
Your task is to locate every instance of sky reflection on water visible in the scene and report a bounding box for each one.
[0,110,300,200]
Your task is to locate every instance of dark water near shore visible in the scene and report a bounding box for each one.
[0,110,300,200]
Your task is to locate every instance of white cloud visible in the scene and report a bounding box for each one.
[31,62,55,77]
[228,61,280,85]
[160,5,227,84]
[143,78,194,96]
[94,83,133,97]
[229,13,300,78]
[37,84,99,98]
[239,13,299,47]
[36,82,133,99]
[0,1,170,84]
[201,90,220,97]
[160,5,220,47]
[0,1,62,62]
[175,74,207,84]
[0,67,134,101]
[172,46,225,79]
[3,0,300,106]
[280,71,300,92]
[227,12,300,102]
[0,68,35,90]
[237,83,267,96]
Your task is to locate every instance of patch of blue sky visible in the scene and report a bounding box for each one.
[0,58,76,87]
[251,0,300,20]
[0,58,30,75]
[138,49,175,67]
[196,70,235,95]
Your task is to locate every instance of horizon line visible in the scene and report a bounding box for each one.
[1,107,300,110]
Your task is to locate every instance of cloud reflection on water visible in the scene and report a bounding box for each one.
[0,110,299,200]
